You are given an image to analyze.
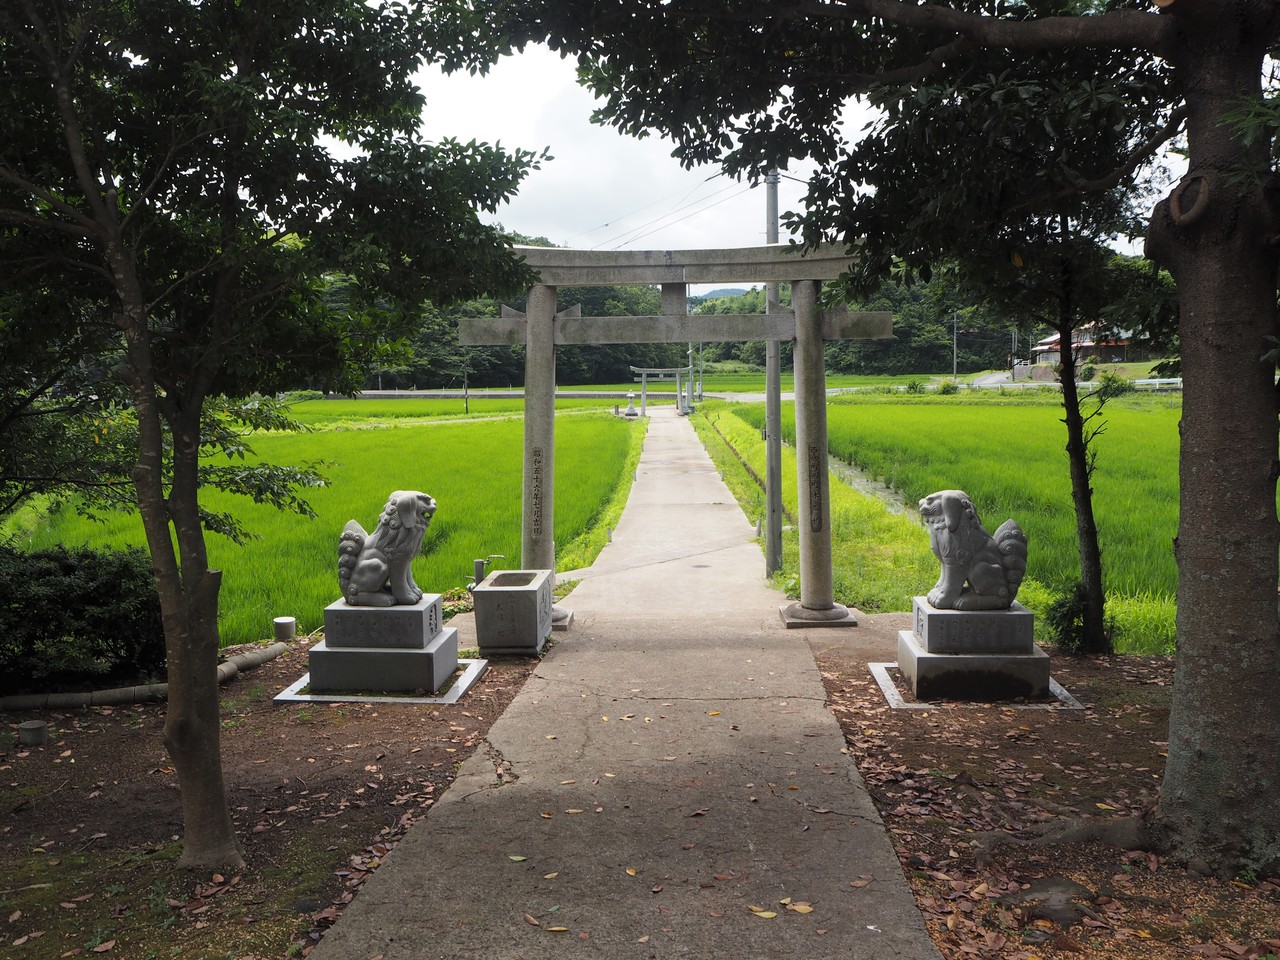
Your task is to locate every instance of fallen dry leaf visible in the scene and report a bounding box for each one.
[523,913,540,926]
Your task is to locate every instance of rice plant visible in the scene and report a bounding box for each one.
[17,413,640,645]
[710,392,1183,653]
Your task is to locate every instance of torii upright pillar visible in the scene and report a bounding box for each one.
[522,283,573,629]
[780,280,857,626]
[459,245,893,632]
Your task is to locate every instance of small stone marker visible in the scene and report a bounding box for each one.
[18,720,48,746]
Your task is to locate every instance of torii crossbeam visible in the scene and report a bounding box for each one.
[458,244,893,628]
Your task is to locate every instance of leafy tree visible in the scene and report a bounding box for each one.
[0,0,540,869]
[0,239,135,516]
[483,0,1280,874]
[841,45,1170,654]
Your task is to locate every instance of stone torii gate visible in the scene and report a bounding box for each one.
[630,365,692,416]
[459,245,892,628]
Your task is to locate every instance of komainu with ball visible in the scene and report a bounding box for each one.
[919,489,1027,611]
[338,491,436,606]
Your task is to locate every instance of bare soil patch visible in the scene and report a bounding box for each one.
[0,638,534,959]
[3,620,1278,960]
[816,616,1280,960]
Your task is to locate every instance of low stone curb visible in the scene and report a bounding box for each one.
[0,641,292,711]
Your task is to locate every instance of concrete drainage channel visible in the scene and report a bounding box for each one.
[0,640,293,712]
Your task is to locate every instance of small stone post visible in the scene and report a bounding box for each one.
[782,280,855,627]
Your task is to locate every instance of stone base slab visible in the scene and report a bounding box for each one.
[273,658,488,707]
[912,597,1033,654]
[897,630,1049,701]
[779,601,859,629]
[308,627,458,693]
[551,606,575,632]
[323,595,443,649]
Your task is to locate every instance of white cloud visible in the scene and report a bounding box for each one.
[416,46,813,257]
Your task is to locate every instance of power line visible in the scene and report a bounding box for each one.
[592,179,747,250]
[565,173,724,246]
[605,183,757,249]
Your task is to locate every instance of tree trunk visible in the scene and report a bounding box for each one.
[1144,26,1280,875]
[117,290,243,871]
[164,418,242,871]
[1057,337,1109,652]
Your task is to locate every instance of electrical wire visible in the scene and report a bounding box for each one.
[564,173,724,246]
[592,180,749,250]
[603,182,758,249]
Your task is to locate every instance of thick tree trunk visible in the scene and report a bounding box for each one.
[1057,338,1109,652]
[164,415,243,870]
[118,294,243,871]
[1145,25,1280,875]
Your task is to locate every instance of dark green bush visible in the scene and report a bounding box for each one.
[936,380,960,395]
[1044,581,1113,655]
[0,546,166,695]
[1097,370,1135,399]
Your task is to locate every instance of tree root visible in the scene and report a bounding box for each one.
[973,814,1150,865]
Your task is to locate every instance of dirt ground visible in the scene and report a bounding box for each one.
[2,624,1278,959]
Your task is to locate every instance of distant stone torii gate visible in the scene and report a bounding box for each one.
[459,245,892,627]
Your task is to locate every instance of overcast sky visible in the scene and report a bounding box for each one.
[414,45,1162,268]
[416,45,820,257]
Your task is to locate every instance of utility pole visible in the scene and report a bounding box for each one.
[764,169,783,577]
[952,310,958,383]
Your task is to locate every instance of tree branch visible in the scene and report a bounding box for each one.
[0,166,98,236]
[17,0,116,231]
[808,35,978,89]
[1065,104,1189,194]
[789,0,1173,57]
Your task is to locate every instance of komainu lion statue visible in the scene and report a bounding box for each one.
[919,490,1027,611]
[337,491,436,606]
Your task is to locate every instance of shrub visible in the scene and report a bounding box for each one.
[281,389,325,403]
[936,380,960,395]
[1080,362,1097,382]
[1097,369,1135,400]
[0,546,166,694]
[1044,581,1113,655]
[905,379,925,393]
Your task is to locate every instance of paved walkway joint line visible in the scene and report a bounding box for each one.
[311,410,941,959]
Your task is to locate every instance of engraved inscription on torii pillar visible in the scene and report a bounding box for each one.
[457,244,893,629]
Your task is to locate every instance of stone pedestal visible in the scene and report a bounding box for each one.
[472,569,554,656]
[310,595,458,693]
[897,597,1049,700]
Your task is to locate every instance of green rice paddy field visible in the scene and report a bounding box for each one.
[709,391,1183,653]
[13,410,644,646]
[11,389,1186,653]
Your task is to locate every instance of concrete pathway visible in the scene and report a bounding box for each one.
[311,410,940,959]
